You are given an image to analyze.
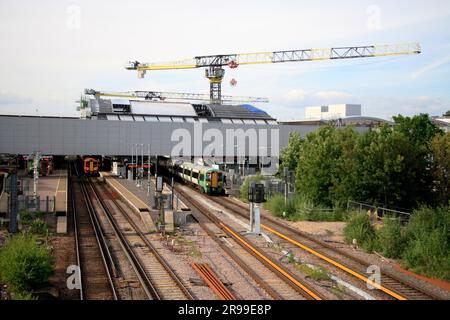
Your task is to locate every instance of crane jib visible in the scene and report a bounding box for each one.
[127,42,420,103]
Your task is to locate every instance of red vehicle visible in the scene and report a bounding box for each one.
[83,157,99,176]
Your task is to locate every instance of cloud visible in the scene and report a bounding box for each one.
[283,89,307,102]
[0,92,33,105]
[411,54,450,79]
[0,1,449,118]
[314,91,352,100]
[281,89,352,104]
[270,93,450,121]
[358,96,449,119]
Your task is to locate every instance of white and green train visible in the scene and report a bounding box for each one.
[173,162,225,195]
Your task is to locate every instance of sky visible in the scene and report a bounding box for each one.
[0,0,450,120]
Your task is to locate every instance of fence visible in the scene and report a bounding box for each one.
[347,200,411,222]
[15,195,56,213]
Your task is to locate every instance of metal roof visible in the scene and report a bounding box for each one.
[130,100,198,116]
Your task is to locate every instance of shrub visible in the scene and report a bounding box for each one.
[0,234,54,292]
[264,193,347,222]
[343,213,378,252]
[377,217,406,259]
[26,219,48,235]
[21,211,49,235]
[401,206,450,280]
[264,194,295,218]
[10,290,35,300]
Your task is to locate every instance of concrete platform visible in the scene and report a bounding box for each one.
[20,169,68,215]
[100,172,157,232]
[56,216,67,234]
[99,172,193,233]
[100,172,150,212]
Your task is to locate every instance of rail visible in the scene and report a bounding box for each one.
[213,195,441,300]
[91,179,195,300]
[191,263,236,300]
[174,183,325,300]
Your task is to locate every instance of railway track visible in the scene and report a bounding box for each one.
[90,179,195,300]
[208,194,442,300]
[173,183,325,300]
[70,164,117,300]
[191,263,236,300]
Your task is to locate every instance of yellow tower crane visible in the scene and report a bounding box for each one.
[126,43,421,104]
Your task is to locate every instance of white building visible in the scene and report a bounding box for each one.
[432,116,450,133]
[305,104,361,120]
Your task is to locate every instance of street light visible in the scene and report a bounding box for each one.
[258,146,269,175]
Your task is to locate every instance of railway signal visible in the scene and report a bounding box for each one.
[248,182,266,235]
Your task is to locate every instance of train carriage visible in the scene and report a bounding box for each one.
[174,162,224,195]
[83,157,100,176]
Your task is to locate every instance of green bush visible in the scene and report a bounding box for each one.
[0,234,54,292]
[26,219,49,235]
[343,213,378,252]
[401,206,450,280]
[377,217,406,259]
[10,290,36,300]
[343,206,450,280]
[264,194,295,218]
[264,193,346,222]
[21,211,49,235]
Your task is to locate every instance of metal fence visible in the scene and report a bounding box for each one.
[16,195,55,213]
[347,200,411,222]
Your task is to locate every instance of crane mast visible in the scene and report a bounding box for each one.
[127,43,421,104]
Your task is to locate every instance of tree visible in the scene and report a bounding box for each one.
[354,125,422,209]
[391,114,442,206]
[430,133,450,205]
[445,110,450,117]
[280,131,303,172]
[295,125,358,207]
[393,114,442,148]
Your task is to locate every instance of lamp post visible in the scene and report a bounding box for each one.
[130,143,134,181]
[258,146,269,175]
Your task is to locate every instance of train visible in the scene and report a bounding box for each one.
[83,157,100,176]
[171,161,225,195]
[24,155,53,176]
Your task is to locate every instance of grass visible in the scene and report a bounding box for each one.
[344,206,450,281]
[0,234,54,299]
[377,216,406,259]
[296,264,331,282]
[264,194,348,222]
[186,240,202,259]
[343,213,379,252]
[20,211,49,236]
[401,206,450,280]
[174,235,202,259]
